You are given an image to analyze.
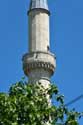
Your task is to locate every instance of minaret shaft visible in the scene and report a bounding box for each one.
[29,10,50,52]
[22,0,56,87]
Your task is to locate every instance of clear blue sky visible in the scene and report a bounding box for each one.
[0,0,83,124]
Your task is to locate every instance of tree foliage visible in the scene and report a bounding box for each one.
[0,79,82,125]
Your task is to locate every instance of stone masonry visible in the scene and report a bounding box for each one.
[22,0,56,88]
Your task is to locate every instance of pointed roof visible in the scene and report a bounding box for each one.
[28,0,50,14]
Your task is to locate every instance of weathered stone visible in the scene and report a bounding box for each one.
[22,0,56,92]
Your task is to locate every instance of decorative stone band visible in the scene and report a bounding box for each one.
[28,8,50,16]
[23,61,54,76]
[22,51,56,76]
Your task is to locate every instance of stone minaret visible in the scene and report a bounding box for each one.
[22,0,56,88]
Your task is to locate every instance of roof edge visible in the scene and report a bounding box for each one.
[28,8,50,15]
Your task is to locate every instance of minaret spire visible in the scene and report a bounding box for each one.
[29,0,49,13]
[22,0,56,88]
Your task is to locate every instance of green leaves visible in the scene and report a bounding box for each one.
[0,80,82,125]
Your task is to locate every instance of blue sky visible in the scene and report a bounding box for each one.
[0,0,83,124]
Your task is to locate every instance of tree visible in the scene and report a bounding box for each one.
[0,79,82,125]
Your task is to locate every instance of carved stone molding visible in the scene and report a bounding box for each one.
[22,51,56,76]
[23,61,55,76]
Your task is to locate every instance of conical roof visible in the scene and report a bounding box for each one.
[29,0,49,11]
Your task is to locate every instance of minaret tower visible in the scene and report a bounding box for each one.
[22,0,56,88]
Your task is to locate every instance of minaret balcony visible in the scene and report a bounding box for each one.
[22,51,56,76]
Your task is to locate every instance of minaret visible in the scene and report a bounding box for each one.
[22,0,56,88]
